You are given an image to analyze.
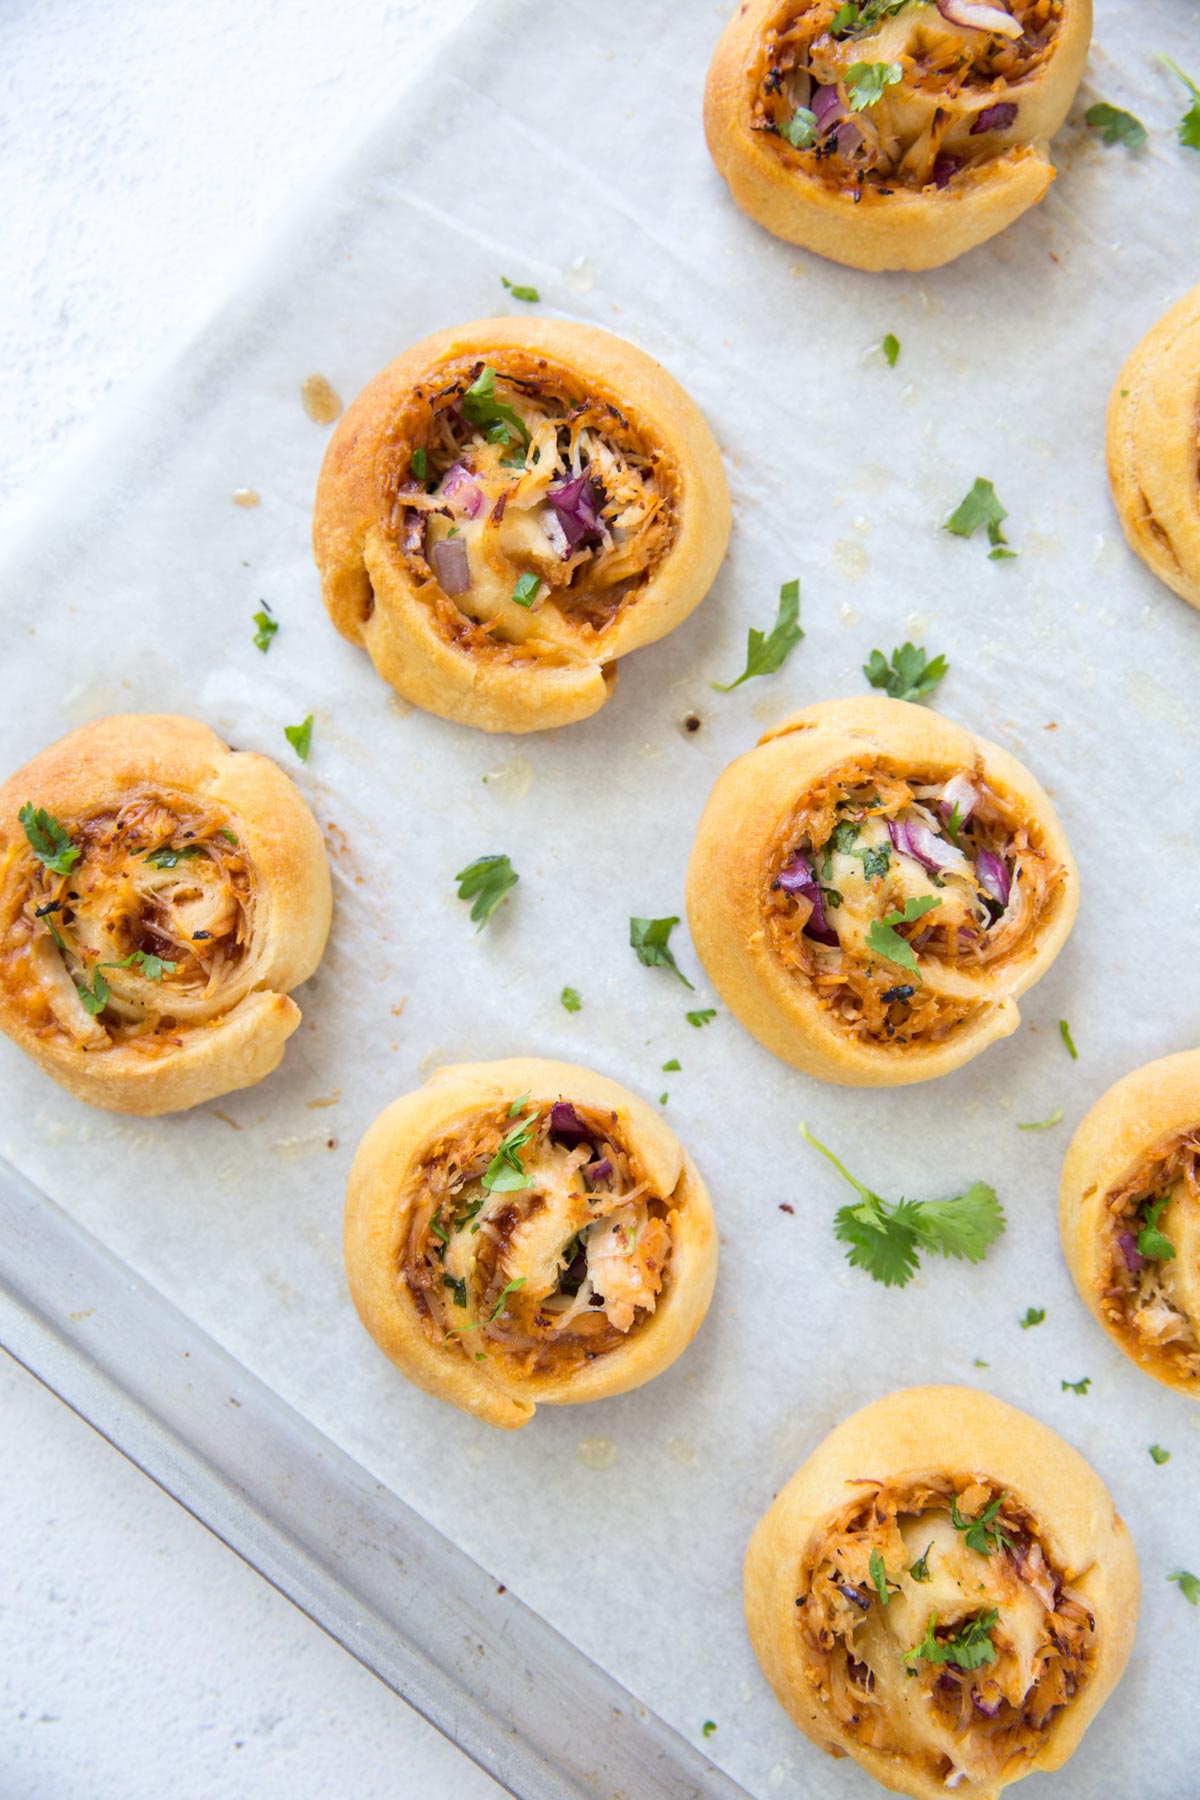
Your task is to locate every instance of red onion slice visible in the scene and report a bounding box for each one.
[974,849,1011,908]
[936,0,1022,38]
[441,462,485,518]
[431,536,471,596]
[932,153,963,189]
[972,1689,1002,1718]
[940,773,979,829]
[887,816,968,877]
[812,83,844,131]
[1118,1230,1147,1274]
[549,1101,591,1148]
[971,101,1019,134]
[546,472,607,553]
[776,852,839,947]
[586,1156,612,1184]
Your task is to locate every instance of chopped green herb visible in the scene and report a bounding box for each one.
[460,365,531,449]
[801,1122,1004,1289]
[482,1116,538,1194]
[687,1009,717,1028]
[488,1276,527,1321]
[1018,1110,1062,1131]
[864,894,942,977]
[1061,1377,1091,1396]
[845,60,903,111]
[881,332,900,368]
[909,1545,933,1583]
[951,1493,1012,1557]
[907,1609,998,1673]
[863,642,948,704]
[1019,1307,1045,1330]
[444,1273,467,1308]
[561,986,582,1013]
[218,829,238,846]
[946,803,963,845]
[103,950,177,983]
[780,107,818,148]
[252,607,278,653]
[1059,1019,1078,1060]
[1168,1570,1200,1605]
[284,714,314,762]
[429,1207,451,1247]
[1137,1194,1176,1263]
[411,447,428,481]
[144,843,205,869]
[659,1091,669,1106]
[456,854,519,930]
[974,1358,989,1368]
[501,276,541,303]
[662,1058,681,1072]
[869,1547,899,1606]
[1157,55,1200,149]
[945,478,1016,559]
[830,0,912,36]
[507,1091,531,1118]
[511,573,541,608]
[18,804,80,875]
[77,968,111,1017]
[1084,102,1147,148]
[711,578,804,692]
[702,1721,717,1739]
[630,916,694,989]
[1149,1445,1171,1466]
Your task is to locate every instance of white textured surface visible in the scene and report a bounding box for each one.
[1,2,501,1795]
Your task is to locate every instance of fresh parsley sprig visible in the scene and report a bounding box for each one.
[1168,1570,1200,1605]
[780,108,817,148]
[711,578,804,692]
[687,1008,716,1028]
[864,894,941,977]
[501,277,540,303]
[18,803,80,875]
[830,0,911,37]
[909,1545,933,1583]
[863,642,947,704]
[1084,102,1146,148]
[1157,56,1200,149]
[285,715,314,762]
[460,365,531,450]
[252,606,278,652]
[1019,1306,1045,1329]
[951,1493,1012,1557]
[801,1123,1005,1289]
[630,916,694,989]
[869,1548,900,1606]
[907,1609,999,1673]
[1137,1195,1176,1263]
[561,986,582,1013]
[482,1111,539,1194]
[456,854,519,930]
[945,478,1017,560]
[844,61,902,112]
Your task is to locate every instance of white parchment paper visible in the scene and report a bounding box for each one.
[2,2,1199,1793]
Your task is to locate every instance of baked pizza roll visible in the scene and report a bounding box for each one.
[1060,1049,1200,1397]
[745,1386,1138,1800]
[1106,286,1200,612]
[344,1057,717,1429]
[686,697,1077,1086]
[0,715,332,1115]
[704,0,1092,271]
[313,318,730,733]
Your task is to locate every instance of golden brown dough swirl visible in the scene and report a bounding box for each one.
[344,1058,718,1429]
[313,317,730,733]
[1106,286,1200,612]
[744,1387,1139,1800]
[1060,1049,1200,1398]
[0,714,332,1115]
[704,0,1091,270]
[686,697,1077,1086]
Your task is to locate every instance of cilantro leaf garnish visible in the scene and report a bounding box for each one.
[801,1122,1004,1289]
[662,1058,681,1072]
[103,950,177,983]
[881,332,900,367]
[780,107,818,148]
[702,1720,717,1739]
[909,1544,933,1583]
[951,1493,1012,1557]
[18,803,80,875]
[77,968,111,1017]
[864,894,942,976]
[1149,1445,1171,1466]
[284,714,314,762]
[1061,1377,1091,1395]
[863,642,948,704]
[869,1548,899,1606]
[907,1609,998,1673]
[1137,1194,1176,1263]
[252,607,278,652]
[844,61,903,111]
[511,573,541,608]
[1059,1019,1078,1060]
[1084,102,1147,148]
[630,916,694,989]
[830,0,913,36]
[561,986,582,1013]
[945,478,1016,559]
[1168,1570,1200,1605]
[1018,1110,1062,1131]
[411,447,428,481]
[711,578,804,692]
[444,1273,467,1308]
[144,843,205,869]
[1157,55,1200,149]
[482,1113,538,1194]
[456,854,519,930]
[1019,1306,1045,1329]
[687,1008,716,1027]
[501,277,540,303]
[460,365,531,449]
[488,1275,527,1320]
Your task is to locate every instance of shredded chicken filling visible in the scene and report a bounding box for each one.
[764,758,1065,1048]
[796,1479,1095,1789]
[1101,1130,1200,1381]
[401,1099,674,1377]
[3,795,253,1052]
[388,358,676,656]
[754,0,1063,196]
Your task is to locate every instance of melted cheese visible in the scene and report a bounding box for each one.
[827,816,974,960]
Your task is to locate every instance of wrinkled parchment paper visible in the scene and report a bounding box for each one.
[2,1,1199,1793]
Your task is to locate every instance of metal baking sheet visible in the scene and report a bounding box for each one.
[1,1,1198,1795]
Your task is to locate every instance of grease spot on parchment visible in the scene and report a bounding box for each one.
[482,754,534,801]
[575,1436,618,1471]
[1125,670,1198,739]
[832,539,868,582]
